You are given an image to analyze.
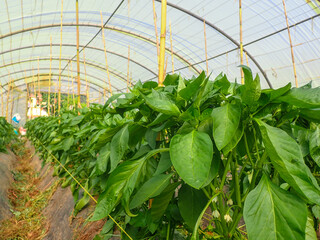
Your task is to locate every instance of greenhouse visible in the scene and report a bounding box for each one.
[1,0,320,239]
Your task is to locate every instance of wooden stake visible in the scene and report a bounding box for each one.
[245,51,249,66]
[58,0,63,114]
[239,0,244,84]
[6,78,11,121]
[70,61,76,109]
[0,83,3,116]
[169,20,174,74]
[100,11,112,99]
[158,0,167,86]
[82,48,89,107]
[152,0,160,60]
[37,57,41,116]
[67,61,71,109]
[282,0,298,87]
[48,35,52,115]
[204,19,209,75]
[126,45,130,93]
[76,0,81,109]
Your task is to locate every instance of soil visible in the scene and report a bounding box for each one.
[0,140,106,240]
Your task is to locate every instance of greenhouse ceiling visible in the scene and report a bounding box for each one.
[0,0,320,99]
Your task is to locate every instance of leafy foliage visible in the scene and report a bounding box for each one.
[26,67,320,239]
[0,117,17,153]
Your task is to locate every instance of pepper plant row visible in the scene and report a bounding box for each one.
[26,66,320,239]
[0,117,17,153]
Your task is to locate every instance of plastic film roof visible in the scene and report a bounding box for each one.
[0,0,320,101]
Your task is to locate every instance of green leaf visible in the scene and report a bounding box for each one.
[211,102,241,150]
[257,120,320,204]
[91,158,145,221]
[143,81,158,89]
[263,83,291,101]
[300,108,320,123]
[243,175,307,240]
[142,89,180,116]
[179,71,205,101]
[309,127,320,167]
[178,184,207,229]
[213,73,230,94]
[305,215,317,240]
[154,152,172,176]
[69,115,85,126]
[240,66,261,105]
[151,182,180,222]
[110,124,129,172]
[97,144,110,175]
[130,173,173,209]
[278,88,320,108]
[163,74,179,86]
[170,130,213,189]
[222,123,244,155]
[62,136,74,151]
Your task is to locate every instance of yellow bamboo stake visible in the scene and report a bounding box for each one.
[37,57,42,116]
[82,48,89,107]
[24,71,30,110]
[152,0,160,60]
[130,71,132,89]
[67,61,71,109]
[70,61,76,109]
[0,83,3,116]
[58,0,63,114]
[158,0,167,86]
[282,0,298,87]
[204,19,209,75]
[239,0,244,84]
[169,20,174,74]
[76,0,81,109]
[164,56,168,79]
[48,35,52,116]
[245,52,249,66]
[6,78,11,121]
[126,45,130,93]
[100,11,113,99]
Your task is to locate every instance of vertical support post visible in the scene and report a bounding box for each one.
[6,78,11,121]
[245,52,249,66]
[169,20,174,74]
[10,92,14,123]
[76,0,81,109]
[82,48,89,107]
[24,71,29,120]
[158,0,167,86]
[70,61,76,109]
[100,11,113,100]
[282,0,298,87]
[58,0,63,114]
[48,35,52,116]
[67,61,71,109]
[204,19,209,75]
[152,0,160,60]
[127,45,130,93]
[239,0,244,84]
[37,57,41,116]
[0,83,3,116]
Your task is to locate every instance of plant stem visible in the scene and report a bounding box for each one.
[243,132,254,166]
[191,192,220,240]
[219,152,233,190]
[166,221,170,240]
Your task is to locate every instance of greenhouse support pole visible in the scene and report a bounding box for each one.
[282,0,298,87]
[58,0,63,114]
[169,20,174,73]
[70,61,76,109]
[100,11,113,99]
[6,78,11,121]
[37,57,41,116]
[239,0,244,84]
[76,0,81,109]
[158,0,167,86]
[48,35,52,116]
[24,71,30,120]
[127,45,130,93]
[152,0,160,60]
[10,92,14,123]
[67,62,71,109]
[0,84,3,116]
[204,19,209,75]
[82,49,89,107]
[245,52,249,66]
